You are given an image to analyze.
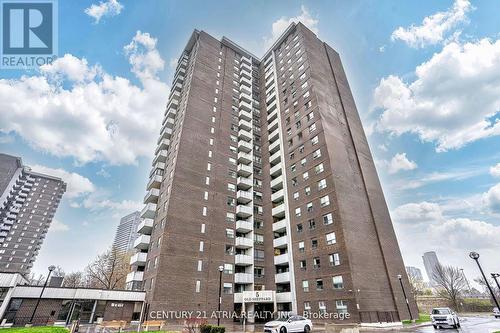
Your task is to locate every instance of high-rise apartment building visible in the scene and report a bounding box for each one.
[127,22,418,323]
[113,211,141,254]
[0,154,66,275]
[406,266,423,281]
[422,251,441,287]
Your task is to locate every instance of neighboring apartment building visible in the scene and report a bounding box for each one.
[422,251,441,287]
[127,22,418,323]
[113,211,141,254]
[0,154,66,275]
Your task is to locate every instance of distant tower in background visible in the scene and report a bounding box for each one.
[422,251,441,286]
[406,266,423,281]
[112,211,141,253]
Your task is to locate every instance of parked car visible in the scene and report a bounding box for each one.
[264,315,313,333]
[430,307,460,329]
[494,307,500,318]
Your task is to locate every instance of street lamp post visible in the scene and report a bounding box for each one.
[397,274,413,321]
[217,265,224,326]
[469,252,500,310]
[491,273,500,293]
[29,265,56,325]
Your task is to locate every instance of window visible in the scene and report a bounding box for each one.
[319,301,327,315]
[228,183,236,192]
[223,283,233,294]
[205,177,210,185]
[201,224,206,233]
[320,195,330,207]
[298,241,305,252]
[303,172,309,181]
[313,257,320,268]
[316,279,324,290]
[300,260,307,269]
[225,245,235,255]
[336,300,348,314]
[199,241,204,252]
[296,223,303,233]
[309,219,316,230]
[197,260,203,271]
[332,276,344,289]
[255,249,265,261]
[307,202,313,212]
[295,207,302,217]
[330,253,340,266]
[304,302,311,313]
[226,228,235,238]
[195,280,201,293]
[315,163,324,174]
[318,179,327,190]
[311,238,318,249]
[323,213,334,225]
[254,234,264,244]
[202,207,207,216]
[224,263,234,274]
[203,191,209,200]
[326,232,336,245]
[226,212,235,223]
[293,191,300,200]
[302,280,309,292]
[305,186,311,195]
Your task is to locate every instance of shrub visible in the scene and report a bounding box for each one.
[199,324,225,333]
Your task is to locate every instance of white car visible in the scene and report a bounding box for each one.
[430,307,460,329]
[264,315,313,333]
[494,307,500,318]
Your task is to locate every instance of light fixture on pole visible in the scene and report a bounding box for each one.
[29,265,56,325]
[491,273,500,293]
[397,274,413,321]
[217,265,224,326]
[469,252,500,310]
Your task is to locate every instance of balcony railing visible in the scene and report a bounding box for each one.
[236,205,252,218]
[234,272,253,284]
[133,235,151,250]
[137,218,154,235]
[235,220,253,233]
[273,219,287,232]
[235,237,253,249]
[130,252,147,265]
[140,203,157,219]
[275,271,291,284]
[236,190,252,204]
[273,236,288,249]
[126,271,144,283]
[235,254,253,266]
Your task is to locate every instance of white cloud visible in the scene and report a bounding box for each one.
[263,6,319,49]
[387,153,417,174]
[430,217,500,249]
[50,219,70,232]
[373,38,500,152]
[169,58,178,70]
[96,168,110,178]
[82,191,142,214]
[30,165,95,199]
[490,163,500,177]
[484,183,500,213]
[392,201,443,223]
[85,0,123,24]
[391,0,472,48]
[0,31,168,165]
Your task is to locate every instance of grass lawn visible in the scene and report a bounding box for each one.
[402,313,431,325]
[0,327,68,333]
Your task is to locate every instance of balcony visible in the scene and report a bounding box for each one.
[166,96,179,110]
[143,188,160,204]
[236,190,252,204]
[274,253,289,266]
[172,81,182,92]
[234,272,253,284]
[268,128,280,143]
[269,139,280,154]
[239,76,252,87]
[268,117,279,133]
[170,90,181,101]
[237,152,252,164]
[147,174,162,190]
[152,150,168,165]
[235,254,253,266]
[241,56,252,66]
[158,127,172,143]
[266,91,276,105]
[273,236,288,249]
[238,140,252,153]
[130,252,147,266]
[267,99,277,113]
[269,150,281,165]
[235,220,253,233]
[140,203,157,219]
[273,219,287,232]
[275,272,291,284]
[149,162,165,177]
[271,189,284,203]
[239,100,252,112]
[276,292,292,303]
[238,129,252,142]
[237,177,252,190]
[236,205,252,218]
[163,117,175,129]
[240,91,252,104]
[133,235,151,250]
[126,271,144,283]
[267,108,278,123]
[270,175,283,190]
[270,163,282,177]
[237,164,252,177]
[238,119,252,132]
[239,109,252,122]
[137,218,154,235]
[272,203,285,218]
[235,237,253,249]
[165,107,177,119]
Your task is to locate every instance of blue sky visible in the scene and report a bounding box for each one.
[1,0,499,285]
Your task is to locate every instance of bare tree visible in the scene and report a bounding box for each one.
[85,247,130,290]
[63,271,86,288]
[407,271,426,296]
[27,273,45,286]
[432,263,468,310]
[474,276,500,302]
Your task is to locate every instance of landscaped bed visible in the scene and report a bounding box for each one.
[0,327,69,333]
[402,313,431,325]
